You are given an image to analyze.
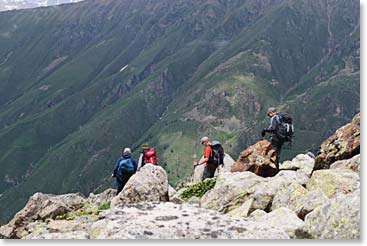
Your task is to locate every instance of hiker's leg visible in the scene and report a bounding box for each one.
[202,166,216,181]
[116,185,123,196]
[202,167,210,182]
[271,137,282,170]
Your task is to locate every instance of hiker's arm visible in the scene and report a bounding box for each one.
[196,157,209,166]
[265,116,277,133]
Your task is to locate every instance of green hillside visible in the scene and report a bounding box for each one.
[0,0,359,224]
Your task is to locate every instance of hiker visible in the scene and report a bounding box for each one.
[194,136,224,181]
[112,148,138,195]
[261,107,294,169]
[138,143,159,169]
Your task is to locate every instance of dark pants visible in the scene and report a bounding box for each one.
[116,172,134,196]
[271,135,284,170]
[201,165,217,181]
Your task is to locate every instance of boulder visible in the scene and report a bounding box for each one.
[271,183,308,212]
[299,189,360,239]
[201,169,309,214]
[280,153,315,177]
[306,169,360,198]
[248,207,305,238]
[231,140,278,177]
[111,164,169,207]
[314,113,360,170]
[330,154,360,173]
[0,192,86,239]
[88,202,289,239]
[296,189,330,220]
[86,189,115,210]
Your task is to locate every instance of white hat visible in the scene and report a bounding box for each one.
[123,148,131,154]
[200,136,209,143]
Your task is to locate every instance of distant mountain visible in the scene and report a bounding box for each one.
[0,0,359,224]
[0,0,82,11]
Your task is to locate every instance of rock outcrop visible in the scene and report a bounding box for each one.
[0,193,86,239]
[200,170,309,214]
[280,153,315,177]
[248,207,305,238]
[314,113,360,170]
[330,154,360,173]
[0,115,360,240]
[306,169,360,198]
[299,189,360,239]
[111,164,169,207]
[231,140,278,177]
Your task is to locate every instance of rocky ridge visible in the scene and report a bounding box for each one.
[0,114,360,239]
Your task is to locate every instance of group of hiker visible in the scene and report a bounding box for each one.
[112,107,294,193]
[112,144,159,195]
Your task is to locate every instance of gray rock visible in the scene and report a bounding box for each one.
[24,231,90,239]
[299,189,360,239]
[306,169,360,198]
[271,183,308,212]
[87,188,115,209]
[111,164,169,207]
[296,189,330,220]
[88,202,289,239]
[330,154,360,173]
[248,207,305,238]
[280,154,315,177]
[201,170,309,214]
[0,192,86,239]
[168,185,177,199]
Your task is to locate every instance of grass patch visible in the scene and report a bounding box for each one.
[179,178,217,201]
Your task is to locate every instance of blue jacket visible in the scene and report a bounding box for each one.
[113,154,138,185]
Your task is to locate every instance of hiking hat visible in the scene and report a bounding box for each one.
[123,148,131,154]
[200,136,209,144]
[141,143,149,149]
[267,107,277,115]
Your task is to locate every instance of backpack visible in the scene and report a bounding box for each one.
[276,113,294,142]
[116,158,135,181]
[208,141,225,167]
[143,148,158,165]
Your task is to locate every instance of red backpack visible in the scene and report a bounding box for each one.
[143,148,158,165]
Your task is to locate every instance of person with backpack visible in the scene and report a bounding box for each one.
[261,107,294,169]
[194,136,224,181]
[112,148,138,195]
[138,143,158,169]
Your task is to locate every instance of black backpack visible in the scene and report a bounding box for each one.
[208,141,225,166]
[276,113,294,142]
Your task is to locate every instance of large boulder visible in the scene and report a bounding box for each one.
[0,193,86,239]
[314,113,360,170]
[201,169,309,214]
[306,169,360,198]
[88,202,289,239]
[111,164,169,207]
[296,189,330,220]
[299,189,360,239]
[330,154,360,173]
[231,140,278,177]
[271,183,308,212]
[248,207,305,238]
[280,153,315,177]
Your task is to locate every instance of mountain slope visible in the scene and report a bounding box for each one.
[0,0,359,224]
